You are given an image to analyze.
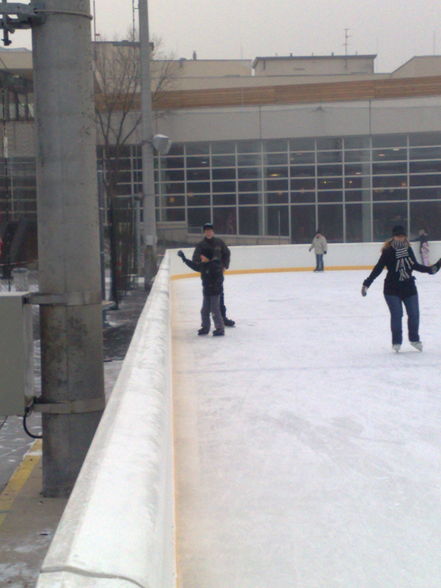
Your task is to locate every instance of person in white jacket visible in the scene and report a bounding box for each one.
[309,231,328,271]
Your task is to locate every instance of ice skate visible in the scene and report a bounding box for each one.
[392,344,401,353]
[212,329,224,336]
[198,327,209,335]
[410,341,423,351]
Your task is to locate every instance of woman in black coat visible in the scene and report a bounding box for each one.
[362,225,441,352]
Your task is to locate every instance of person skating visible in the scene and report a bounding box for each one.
[178,247,225,336]
[361,225,441,352]
[309,230,328,271]
[192,222,235,326]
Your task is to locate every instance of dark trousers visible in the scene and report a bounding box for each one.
[201,294,224,331]
[220,287,227,319]
[384,293,420,345]
[315,254,324,271]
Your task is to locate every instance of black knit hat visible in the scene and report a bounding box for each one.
[392,225,407,236]
[203,222,214,231]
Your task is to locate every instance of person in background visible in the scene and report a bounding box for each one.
[413,228,430,266]
[361,225,441,353]
[192,223,235,327]
[308,230,328,271]
[177,247,225,336]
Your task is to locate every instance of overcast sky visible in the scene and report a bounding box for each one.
[10,0,441,73]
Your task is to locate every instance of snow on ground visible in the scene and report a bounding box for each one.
[172,269,441,588]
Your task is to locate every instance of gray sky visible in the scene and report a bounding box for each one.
[10,0,441,73]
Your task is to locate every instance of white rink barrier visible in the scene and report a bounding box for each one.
[37,241,441,588]
[170,241,441,277]
[37,255,175,588]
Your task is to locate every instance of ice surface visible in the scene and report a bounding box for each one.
[172,269,441,588]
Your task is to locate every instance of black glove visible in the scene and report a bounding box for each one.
[177,250,185,260]
[361,285,368,297]
[431,258,441,274]
[324,251,327,254]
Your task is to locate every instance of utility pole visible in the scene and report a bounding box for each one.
[30,0,105,497]
[138,0,157,289]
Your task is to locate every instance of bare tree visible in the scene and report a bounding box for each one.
[93,35,177,304]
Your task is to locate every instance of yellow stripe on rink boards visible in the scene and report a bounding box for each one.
[0,439,42,527]
[171,265,373,280]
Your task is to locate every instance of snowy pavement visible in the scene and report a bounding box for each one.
[172,269,441,588]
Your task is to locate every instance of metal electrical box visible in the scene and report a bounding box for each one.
[0,292,33,416]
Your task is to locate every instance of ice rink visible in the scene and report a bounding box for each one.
[172,269,441,588]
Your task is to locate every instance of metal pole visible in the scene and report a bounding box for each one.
[31,0,105,497]
[139,0,157,289]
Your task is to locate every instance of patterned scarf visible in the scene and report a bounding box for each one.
[391,239,413,281]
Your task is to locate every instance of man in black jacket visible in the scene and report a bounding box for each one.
[192,223,235,327]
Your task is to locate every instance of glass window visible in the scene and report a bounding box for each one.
[213,207,237,234]
[372,135,406,148]
[409,146,441,160]
[318,190,343,202]
[318,178,342,190]
[318,204,343,242]
[410,187,441,200]
[409,174,441,187]
[373,202,407,241]
[166,144,184,156]
[345,177,371,189]
[238,179,260,192]
[345,150,370,162]
[344,136,370,149]
[163,195,184,207]
[212,181,236,193]
[238,167,261,179]
[317,137,342,150]
[317,164,342,176]
[291,177,315,190]
[266,205,289,236]
[372,188,407,201]
[410,202,441,239]
[291,205,316,243]
[161,169,184,182]
[317,151,342,163]
[265,139,288,152]
[289,138,314,150]
[212,141,236,154]
[186,169,209,181]
[345,203,372,242]
[410,160,441,173]
[187,193,210,206]
[212,155,235,167]
[239,192,259,204]
[239,207,259,234]
[161,156,184,169]
[164,208,185,222]
[290,164,315,177]
[265,178,288,191]
[409,133,441,147]
[186,156,210,168]
[187,181,210,193]
[373,148,407,161]
[345,189,370,202]
[265,192,288,203]
[238,153,261,166]
[265,153,288,165]
[213,193,236,205]
[237,140,261,153]
[213,168,236,180]
[344,162,371,176]
[186,143,209,155]
[187,207,211,232]
[373,162,407,175]
[291,190,315,203]
[373,176,407,188]
[163,182,185,194]
[290,151,315,164]
[265,166,288,178]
